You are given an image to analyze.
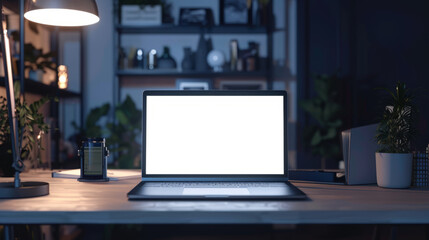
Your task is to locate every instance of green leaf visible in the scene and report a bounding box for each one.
[310,130,322,146]
[115,110,128,125]
[324,127,337,140]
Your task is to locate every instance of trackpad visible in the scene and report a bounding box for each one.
[183,188,250,195]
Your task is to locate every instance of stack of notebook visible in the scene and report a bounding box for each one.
[412,148,429,187]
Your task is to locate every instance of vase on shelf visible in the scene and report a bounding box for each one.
[157,46,177,69]
[181,47,195,71]
[195,33,212,71]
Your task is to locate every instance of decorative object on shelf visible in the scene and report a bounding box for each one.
[252,0,259,26]
[219,80,266,90]
[412,150,428,187]
[0,82,50,177]
[207,50,225,72]
[220,0,252,25]
[162,1,174,24]
[181,47,195,71]
[147,49,157,70]
[179,8,214,27]
[28,70,44,82]
[256,0,271,26]
[235,41,260,72]
[247,41,259,71]
[133,48,145,68]
[157,46,177,69]
[121,4,162,26]
[229,39,239,71]
[195,34,213,71]
[24,43,56,82]
[236,57,244,72]
[375,82,417,189]
[119,0,173,25]
[299,74,344,170]
[176,79,213,90]
[58,65,68,89]
[127,47,136,68]
[118,47,128,69]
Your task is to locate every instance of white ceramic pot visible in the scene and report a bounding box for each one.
[375,152,413,188]
[29,69,44,82]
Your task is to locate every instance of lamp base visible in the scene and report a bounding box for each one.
[0,182,49,199]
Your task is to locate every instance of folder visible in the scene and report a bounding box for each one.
[342,124,379,185]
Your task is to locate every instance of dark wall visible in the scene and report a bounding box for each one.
[297,0,429,168]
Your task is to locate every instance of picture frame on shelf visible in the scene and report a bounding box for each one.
[179,8,214,27]
[220,0,252,25]
[121,4,162,26]
[176,79,213,90]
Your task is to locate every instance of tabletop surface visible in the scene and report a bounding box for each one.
[1,170,429,224]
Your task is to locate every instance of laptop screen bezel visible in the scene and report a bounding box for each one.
[141,90,288,182]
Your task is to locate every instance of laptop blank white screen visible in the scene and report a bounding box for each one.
[145,95,284,175]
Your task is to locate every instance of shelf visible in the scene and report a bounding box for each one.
[0,78,81,98]
[116,69,267,78]
[116,25,268,34]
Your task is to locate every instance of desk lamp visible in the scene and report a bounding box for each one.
[0,0,99,198]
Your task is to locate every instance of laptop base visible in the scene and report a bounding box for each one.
[128,181,307,200]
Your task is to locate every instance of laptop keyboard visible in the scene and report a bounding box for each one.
[146,182,285,188]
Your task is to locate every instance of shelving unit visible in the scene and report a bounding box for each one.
[116,69,267,78]
[113,0,275,105]
[116,25,268,34]
[0,78,81,98]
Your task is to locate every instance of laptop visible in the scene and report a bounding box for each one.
[127,90,306,200]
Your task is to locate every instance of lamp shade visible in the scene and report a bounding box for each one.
[24,0,99,27]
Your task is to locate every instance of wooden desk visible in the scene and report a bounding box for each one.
[1,171,429,224]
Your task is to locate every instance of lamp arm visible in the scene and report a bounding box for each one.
[0,5,24,188]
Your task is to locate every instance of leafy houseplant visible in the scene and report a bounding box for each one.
[72,95,142,169]
[106,96,142,169]
[300,74,343,169]
[375,82,417,153]
[374,82,417,188]
[24,43,56,81]
[0,82,50,176]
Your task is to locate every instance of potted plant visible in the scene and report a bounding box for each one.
[24,43,56,82]
[0,82,51,176]
[375,82,417,188]
[300,74,344,169]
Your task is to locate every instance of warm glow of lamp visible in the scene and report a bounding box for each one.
[24,9,99,27]
[24,0,99,27]
[58,65,68,89]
